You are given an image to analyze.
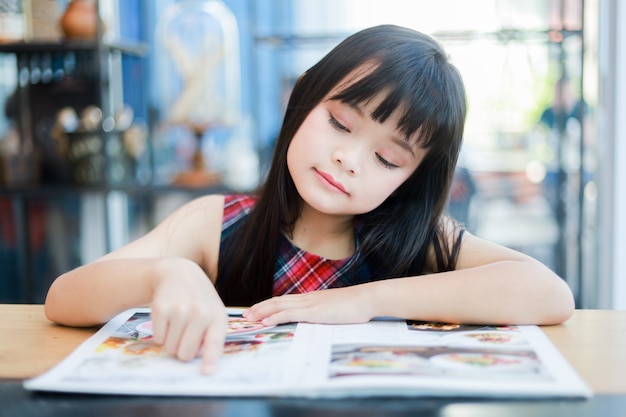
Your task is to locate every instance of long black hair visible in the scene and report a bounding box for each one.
[217,25,467,306]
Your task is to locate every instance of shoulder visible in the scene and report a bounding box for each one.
[179,193,225,211]
[157,194,223,229]
[103,194,228,272]
[425,217,527,273]
[173,194,257,227]
[154,194,226,242]
[145,194,225,252]
[155,194,228,279]
[453,227,531,269]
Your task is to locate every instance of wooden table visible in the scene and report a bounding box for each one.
[541,308,626,394]
[0,304,96,380]
[2,305,626,417]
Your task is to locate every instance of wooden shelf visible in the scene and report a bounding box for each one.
[0,39,148,56]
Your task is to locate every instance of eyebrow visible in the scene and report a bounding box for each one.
[342,100,416,158]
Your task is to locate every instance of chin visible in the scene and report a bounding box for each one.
[301,192,351,214]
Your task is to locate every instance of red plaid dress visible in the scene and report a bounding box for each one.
[221,195,368,295]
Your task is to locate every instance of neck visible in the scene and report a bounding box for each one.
[290,203,355,260]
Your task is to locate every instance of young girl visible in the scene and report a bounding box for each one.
[45,25,575,374]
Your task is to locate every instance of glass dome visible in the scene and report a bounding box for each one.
[155,0,241,186]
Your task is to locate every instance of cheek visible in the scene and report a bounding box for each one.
[286,134,313,181]
[289,114,314,147]
[286,141,299,177]
[363,175,401,202]
[366,172,413,202]
[287,114,325,162]
[287,130,308,166]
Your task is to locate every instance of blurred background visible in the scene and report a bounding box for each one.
[0,0,624,310]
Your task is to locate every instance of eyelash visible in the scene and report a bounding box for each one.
[376,153,399,170]
[328,114,399,170]
[328,115,349,132]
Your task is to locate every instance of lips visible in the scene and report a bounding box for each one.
[314,169,348,194]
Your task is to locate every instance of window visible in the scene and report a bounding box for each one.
[236,0,593,303]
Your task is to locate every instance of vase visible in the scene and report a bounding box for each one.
[59,0,98,39]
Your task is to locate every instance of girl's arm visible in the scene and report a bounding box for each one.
[366,232,575,325]
[44,194,227,373]
[244,231,575,326]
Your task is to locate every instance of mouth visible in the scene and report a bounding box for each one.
[314,168,348,195]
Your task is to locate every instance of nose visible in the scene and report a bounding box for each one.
[332,145,359,175]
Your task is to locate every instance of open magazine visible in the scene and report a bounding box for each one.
[24,308,592,398]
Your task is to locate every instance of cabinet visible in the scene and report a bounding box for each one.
[0,1,242,304]
[0,40,148,185]
[0,23,151,303]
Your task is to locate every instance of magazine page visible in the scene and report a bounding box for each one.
[24,308,592,398]
[24,308,307,396]
[296,319,592,398]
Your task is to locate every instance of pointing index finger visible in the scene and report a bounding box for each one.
[201,318,226,374]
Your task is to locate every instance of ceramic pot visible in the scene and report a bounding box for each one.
[59,0,99,39]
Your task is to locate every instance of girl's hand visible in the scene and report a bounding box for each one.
[243,286,373,326]
[149,258,227,374]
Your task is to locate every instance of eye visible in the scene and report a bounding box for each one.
[376,153,399,170]
[329,115,350,133]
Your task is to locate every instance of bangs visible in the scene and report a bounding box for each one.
[330,58,461,152]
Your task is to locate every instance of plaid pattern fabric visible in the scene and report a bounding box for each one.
[221,195,366,296]
[221,194,256,241]
[273,234,362,294]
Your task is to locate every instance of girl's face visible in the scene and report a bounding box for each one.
[287,92,426,217]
